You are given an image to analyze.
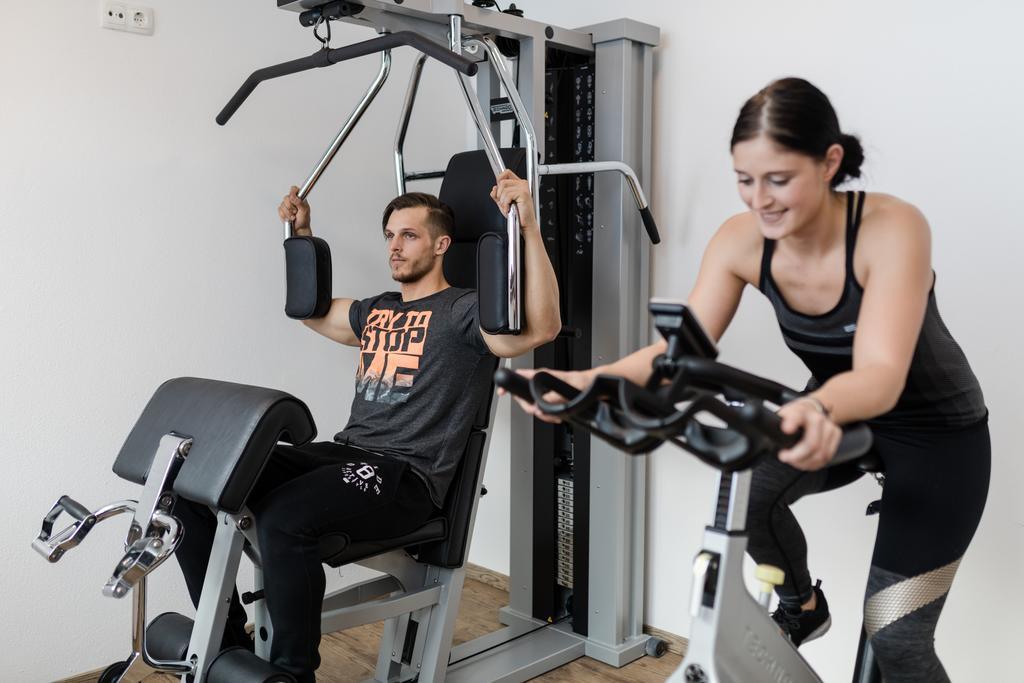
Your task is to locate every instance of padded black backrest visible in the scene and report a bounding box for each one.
[439,147,524,427]
[439,147,527,290]
[410,155,521,566]
[417,356,499,568]
[112,377,317,513]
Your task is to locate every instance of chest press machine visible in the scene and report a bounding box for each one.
[32,2,664,681]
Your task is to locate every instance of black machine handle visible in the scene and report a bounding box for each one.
[639,206,661,245]
[58,495,92,521]
[217,31,479,125]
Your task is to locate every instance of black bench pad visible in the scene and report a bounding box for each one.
[319,518,448,568]
[112,377,316,513]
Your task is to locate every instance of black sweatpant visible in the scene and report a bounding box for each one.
[745,417,990,682]
[172,442,437,683]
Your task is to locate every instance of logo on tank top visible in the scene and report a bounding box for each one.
[340,462,384,495]
[355,308,432,405]
[843,323,857,333]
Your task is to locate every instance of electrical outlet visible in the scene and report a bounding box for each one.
[101,2,154,35]
[127,6,154,35]
[101,2,127,27]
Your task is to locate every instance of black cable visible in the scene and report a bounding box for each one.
[446,614,571,667]
[511,39,521,147]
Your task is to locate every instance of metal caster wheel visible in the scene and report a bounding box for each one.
[645,636,669,658]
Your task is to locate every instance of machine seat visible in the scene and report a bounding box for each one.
[319,518,447,568]
[855,452,885,473]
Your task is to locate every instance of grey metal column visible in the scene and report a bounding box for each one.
[578,18,659,666]
[501,23,546,628]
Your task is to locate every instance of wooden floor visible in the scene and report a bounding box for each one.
[73,577,680,682]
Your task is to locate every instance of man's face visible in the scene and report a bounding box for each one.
[384,207,448,283]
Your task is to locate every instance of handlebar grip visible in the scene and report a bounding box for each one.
[760,411,872,467]
[753,408,802,449]
[217,32,478,126]
[59,496,92,521]
[494,367,532,402]
[382,32,478,77]
[532,371,583,402]
[217,50,333,125]
[639,206,661,245]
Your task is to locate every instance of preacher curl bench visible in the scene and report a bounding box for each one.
[34,364,497,683]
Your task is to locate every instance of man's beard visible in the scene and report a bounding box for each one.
[391,255,435,283]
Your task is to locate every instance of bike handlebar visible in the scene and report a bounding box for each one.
[494,362,872,471]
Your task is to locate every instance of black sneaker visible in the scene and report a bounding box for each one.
[771,580,831,647]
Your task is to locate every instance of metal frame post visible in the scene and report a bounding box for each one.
[578,18,658,665]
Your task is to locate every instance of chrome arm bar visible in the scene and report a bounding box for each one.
[450,18,501,174]
[467,36,539,210]
[286,48,393,240]
[394,52,428,195]
[33,498,137,562]
[539,161,661,244]
[540,161,648,207]
[450,14,522,332]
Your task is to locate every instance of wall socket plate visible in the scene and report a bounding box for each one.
[101,2,154,35]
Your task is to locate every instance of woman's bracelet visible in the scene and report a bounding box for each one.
[801,395,831,418]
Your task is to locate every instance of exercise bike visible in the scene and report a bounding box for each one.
[495,300,883,683]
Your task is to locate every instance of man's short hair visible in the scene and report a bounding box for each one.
[381,192,455,239]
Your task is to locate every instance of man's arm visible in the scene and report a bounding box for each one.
[481,171,562,358]
[304,298,359,346]
[279,187,360,346]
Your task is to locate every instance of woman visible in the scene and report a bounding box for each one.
[512,77,989,682]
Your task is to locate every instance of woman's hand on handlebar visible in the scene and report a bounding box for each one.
[777,398,842,471]
[499,368,593,424]
[279,186,312,236]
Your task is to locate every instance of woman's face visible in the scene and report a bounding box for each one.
[731,133,840,239]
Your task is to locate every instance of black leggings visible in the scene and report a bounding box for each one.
[172,442,437,683]
[746,417,990,682]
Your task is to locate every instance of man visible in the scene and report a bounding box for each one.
[173,170,560,682]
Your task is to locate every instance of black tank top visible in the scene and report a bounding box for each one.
[759,191,985,431]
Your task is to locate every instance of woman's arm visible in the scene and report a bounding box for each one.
[589,215,751,383]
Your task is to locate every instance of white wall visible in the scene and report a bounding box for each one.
[0,2,471,680]
[4,1,1022,682]
[509,1,1021,681]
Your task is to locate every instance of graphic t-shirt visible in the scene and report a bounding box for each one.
[334,287,495,506]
